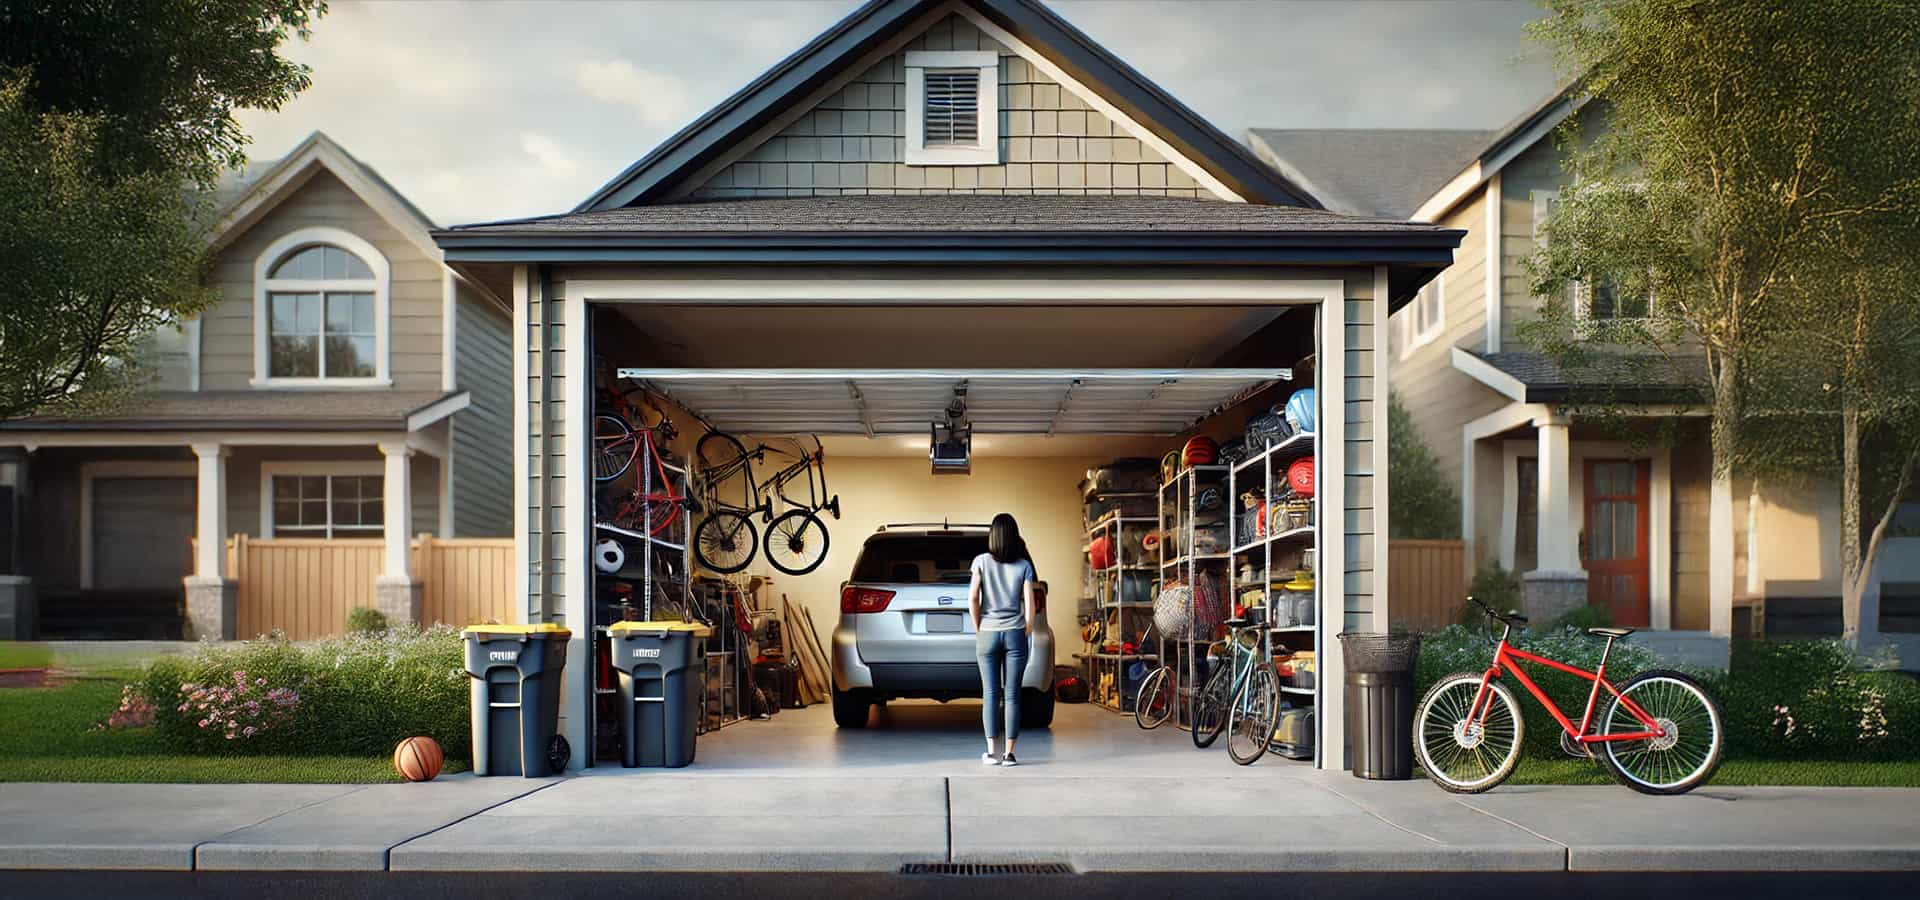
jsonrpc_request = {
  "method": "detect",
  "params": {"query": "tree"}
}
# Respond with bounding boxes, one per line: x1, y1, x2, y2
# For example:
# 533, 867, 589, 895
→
1524, 0, 1920, 643
1388, 393, 1461, 540
0, 0, 326, 420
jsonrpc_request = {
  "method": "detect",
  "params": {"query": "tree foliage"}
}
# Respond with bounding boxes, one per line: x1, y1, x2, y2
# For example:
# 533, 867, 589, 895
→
1524, 0, 1920, 640
0, 0, 326, 420
1388, 393, 1461, 540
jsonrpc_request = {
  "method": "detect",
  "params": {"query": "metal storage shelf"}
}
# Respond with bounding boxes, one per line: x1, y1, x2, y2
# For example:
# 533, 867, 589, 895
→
1084, 510, 1159, 714
1227, 382, 1322, 731
1280, 686, 1315, 696
1230, 431, 1315, 474
1229, 526, 1314, 556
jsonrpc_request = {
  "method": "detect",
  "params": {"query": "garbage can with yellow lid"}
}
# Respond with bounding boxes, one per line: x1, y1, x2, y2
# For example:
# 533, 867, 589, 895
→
461, 623, 572, 777
608, 621, 711, 768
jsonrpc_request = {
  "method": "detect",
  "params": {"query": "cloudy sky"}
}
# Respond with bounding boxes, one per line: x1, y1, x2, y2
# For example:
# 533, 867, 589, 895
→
235, 0, 1558, 225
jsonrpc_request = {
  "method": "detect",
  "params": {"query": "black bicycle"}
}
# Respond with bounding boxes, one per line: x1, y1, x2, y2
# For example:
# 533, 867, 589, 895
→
693, 432, 840, 576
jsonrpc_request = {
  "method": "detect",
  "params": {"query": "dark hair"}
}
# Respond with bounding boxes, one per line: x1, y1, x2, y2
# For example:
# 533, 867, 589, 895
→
987, 513, 1027, 565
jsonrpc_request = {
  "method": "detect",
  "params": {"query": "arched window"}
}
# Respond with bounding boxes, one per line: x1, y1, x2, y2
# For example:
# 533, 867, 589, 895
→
253, 227, 389, 385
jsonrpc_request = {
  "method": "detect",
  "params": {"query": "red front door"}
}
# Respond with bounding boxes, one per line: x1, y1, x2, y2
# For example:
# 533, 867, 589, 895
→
1583, 459, 1651, 627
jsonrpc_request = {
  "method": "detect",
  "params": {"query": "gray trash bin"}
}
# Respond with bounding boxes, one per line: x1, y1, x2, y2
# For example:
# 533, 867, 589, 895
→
608, 621, 711, 768
462, 624, 571, 777
1338, 632, 1421, 780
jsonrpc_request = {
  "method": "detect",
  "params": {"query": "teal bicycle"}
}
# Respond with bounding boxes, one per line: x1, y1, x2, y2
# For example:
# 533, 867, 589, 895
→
1192, 615, 1284, 765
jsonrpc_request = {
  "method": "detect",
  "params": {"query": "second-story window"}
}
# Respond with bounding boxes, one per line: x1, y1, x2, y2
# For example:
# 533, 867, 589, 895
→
253, 227, 390, 387
1403, 276, 1444, 354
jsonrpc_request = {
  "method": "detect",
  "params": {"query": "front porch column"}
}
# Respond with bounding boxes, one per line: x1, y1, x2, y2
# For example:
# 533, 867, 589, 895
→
183, 443, 235, 640
375, 440, 422, 625
1523, 414, 1587, 621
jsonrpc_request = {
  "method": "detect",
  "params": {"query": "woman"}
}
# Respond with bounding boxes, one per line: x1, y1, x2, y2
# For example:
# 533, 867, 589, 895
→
969, 512, 1037, 766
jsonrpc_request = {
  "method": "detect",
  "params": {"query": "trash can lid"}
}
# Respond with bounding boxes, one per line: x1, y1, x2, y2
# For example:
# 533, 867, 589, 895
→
608, 620, 713, 638
462, 623, 572, 640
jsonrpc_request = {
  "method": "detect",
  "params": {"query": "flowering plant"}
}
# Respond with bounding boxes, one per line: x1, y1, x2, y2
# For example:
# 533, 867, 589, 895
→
94, 684, 157, 731
175, 670, 301, 742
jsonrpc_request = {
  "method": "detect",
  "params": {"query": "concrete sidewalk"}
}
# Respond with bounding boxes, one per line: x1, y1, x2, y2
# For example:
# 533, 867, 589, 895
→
2, 773, 1917, 873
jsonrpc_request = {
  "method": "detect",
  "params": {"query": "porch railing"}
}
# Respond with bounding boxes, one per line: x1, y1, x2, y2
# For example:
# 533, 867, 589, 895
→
226, 534, 514, 641
1388, 539, 1468, 631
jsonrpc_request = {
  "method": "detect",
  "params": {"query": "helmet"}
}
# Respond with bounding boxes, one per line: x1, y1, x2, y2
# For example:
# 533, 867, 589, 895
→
1089, 534, 1115, 570
1283, 389, 1317, 434
1160, 450, 1180, 482
1182, 435, 1219, 467
1287, 456, 1315, 497
593, 538, 626, 573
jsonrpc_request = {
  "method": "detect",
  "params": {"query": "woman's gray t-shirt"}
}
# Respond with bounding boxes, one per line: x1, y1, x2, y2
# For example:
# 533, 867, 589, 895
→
971, 553, 1034, 631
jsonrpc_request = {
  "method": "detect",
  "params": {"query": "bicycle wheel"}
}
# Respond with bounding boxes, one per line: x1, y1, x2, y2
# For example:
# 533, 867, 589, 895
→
1594, 669, 1724, 795
1191, 661, 1230, 749
764, 509, 830, 576
592, 414, 636, 482
1414, 672, 1524, 794
698, 432, 750, 472
642, 493, 679, 536
1134, 665, 1174, 730
694, 510, 757, 574
1227, 664, 1280, 766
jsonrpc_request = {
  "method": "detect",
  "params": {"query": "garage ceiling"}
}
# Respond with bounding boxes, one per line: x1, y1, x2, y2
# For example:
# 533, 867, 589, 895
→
622, 369, 1285, 436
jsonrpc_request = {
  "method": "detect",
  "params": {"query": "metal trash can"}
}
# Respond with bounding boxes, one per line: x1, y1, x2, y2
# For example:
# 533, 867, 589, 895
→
1338, 632, 1421, 780
462, 623, 571, 777
608, 621, 711, 768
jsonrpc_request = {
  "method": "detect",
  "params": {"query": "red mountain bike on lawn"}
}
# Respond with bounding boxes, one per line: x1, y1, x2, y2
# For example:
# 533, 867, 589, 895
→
1415, 596, 1724, 795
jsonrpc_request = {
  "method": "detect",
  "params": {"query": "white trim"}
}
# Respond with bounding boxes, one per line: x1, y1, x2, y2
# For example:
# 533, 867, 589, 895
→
904, 50, 999, 166
377, 441, 413, 579
252, 226, 392, 388
1450, 345, 1529, 403
7, 431, 438, 451
571, 277, 1336, 305
209, 132, 442, 264
1317, 284, 1347, 769
511, 266, 530, 626
1401, 275, 1443, 358
406, 391, 472, 431
259, 460, 383, 539
1409, 95, 1578, 223
1461, 402, 1553, 579
1499, 436, 1674, 628
1484, 172, 1503, 352
78, 460, 196, 590
1372, 266, 1391, 633
1410, 162, 1484, 224
442, 269, 458, 392
186, 317, 203, 392
439, 437, 455, 539
561, 268, 591, 771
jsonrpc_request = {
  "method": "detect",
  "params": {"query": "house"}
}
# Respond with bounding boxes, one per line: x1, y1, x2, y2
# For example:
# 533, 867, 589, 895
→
1251, 90, 1920, 667
431, 0, 1465, 770
0, 133, 514, 642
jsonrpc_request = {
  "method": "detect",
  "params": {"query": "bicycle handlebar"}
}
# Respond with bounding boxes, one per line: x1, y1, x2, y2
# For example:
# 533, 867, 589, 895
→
1469, 594, 1529, 627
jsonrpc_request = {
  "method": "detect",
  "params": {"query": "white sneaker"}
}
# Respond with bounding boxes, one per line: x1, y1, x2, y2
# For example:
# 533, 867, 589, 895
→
1000, 753, 1019, 767
981, 752, 1001, 766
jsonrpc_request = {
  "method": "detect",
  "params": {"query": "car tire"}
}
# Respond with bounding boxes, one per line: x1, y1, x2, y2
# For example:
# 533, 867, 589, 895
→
832, 687, 872, 729
1020, 687, 1055, 730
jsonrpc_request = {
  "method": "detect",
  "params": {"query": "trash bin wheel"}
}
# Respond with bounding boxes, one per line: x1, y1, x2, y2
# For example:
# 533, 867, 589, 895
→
546, 734, 571, 775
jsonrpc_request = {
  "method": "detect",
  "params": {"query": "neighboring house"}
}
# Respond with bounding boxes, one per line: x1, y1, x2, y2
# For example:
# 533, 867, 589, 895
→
1251, 90, 1920, 667
0, 133, 514, 641
431, 0, 1463, 769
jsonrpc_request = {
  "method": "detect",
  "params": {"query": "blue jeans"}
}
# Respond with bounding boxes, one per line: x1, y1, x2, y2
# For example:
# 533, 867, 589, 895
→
977, 628, 1029, 741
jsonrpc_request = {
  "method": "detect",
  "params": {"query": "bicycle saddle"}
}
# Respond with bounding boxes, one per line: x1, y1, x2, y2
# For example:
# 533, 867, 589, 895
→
1585, 627, 1635, 639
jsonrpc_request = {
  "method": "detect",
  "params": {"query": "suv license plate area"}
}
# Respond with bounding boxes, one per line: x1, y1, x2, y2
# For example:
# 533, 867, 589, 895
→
926, 612, 965, 633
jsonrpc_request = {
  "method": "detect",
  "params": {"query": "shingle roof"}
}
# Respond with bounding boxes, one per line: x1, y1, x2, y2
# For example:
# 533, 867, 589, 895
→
1475, 350, 1705, 403
446, 194, 1452, 236
1245, 129, 1495, 218
3, 391, 466, 432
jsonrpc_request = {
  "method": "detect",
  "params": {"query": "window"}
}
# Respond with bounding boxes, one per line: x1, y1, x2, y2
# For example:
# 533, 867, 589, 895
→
1533, 188, 1652, 320
904, 51, 999, 166
1401, 276, 1443, 355
253, 227, 389, 386
269, 473, 383, 538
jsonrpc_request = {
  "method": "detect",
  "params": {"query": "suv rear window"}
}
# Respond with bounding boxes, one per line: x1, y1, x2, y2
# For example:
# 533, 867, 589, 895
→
852, 535, 987, 584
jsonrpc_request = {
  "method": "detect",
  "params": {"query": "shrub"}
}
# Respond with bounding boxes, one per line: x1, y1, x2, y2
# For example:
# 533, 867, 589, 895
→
137, 625, 469, 758
1712, 639, 1920, 761
1417, 622, 1656, 760
1388, 393, 1461, 540
176, 671, 300, 743
345, 606, 388, 635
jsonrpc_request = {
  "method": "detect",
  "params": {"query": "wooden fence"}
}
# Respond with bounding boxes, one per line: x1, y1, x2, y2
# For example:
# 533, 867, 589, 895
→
1388, 539, 1468, 631
228, 535, 514, 641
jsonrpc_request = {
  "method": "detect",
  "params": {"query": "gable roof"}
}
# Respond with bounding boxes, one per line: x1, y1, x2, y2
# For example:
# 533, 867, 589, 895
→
207, 131, 442, 262
575, 0, 1319, 210
1245, 129, 1495, 218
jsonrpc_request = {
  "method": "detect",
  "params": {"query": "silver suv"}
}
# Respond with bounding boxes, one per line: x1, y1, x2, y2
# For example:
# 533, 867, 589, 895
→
829, 523, 1055, 729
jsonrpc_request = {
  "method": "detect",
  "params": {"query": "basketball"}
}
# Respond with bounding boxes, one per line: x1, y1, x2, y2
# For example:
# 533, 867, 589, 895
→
393, 736, 444, 782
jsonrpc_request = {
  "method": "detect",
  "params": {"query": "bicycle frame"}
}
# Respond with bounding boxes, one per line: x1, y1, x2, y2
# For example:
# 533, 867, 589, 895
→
1467, 629, 1665, 744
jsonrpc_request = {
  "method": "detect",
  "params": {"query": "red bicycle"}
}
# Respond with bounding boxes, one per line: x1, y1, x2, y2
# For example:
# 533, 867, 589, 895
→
591, 378, 689, 538
1414, 596, 1724, 795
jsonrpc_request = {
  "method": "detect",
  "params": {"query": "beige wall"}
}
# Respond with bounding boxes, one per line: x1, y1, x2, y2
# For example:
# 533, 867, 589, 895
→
681, 12, 1217, 199
737, 454, 1106, 651
202, 170, 445, 390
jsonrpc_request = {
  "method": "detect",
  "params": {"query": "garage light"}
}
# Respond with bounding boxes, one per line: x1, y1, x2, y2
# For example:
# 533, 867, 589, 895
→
930, 422, 971, 475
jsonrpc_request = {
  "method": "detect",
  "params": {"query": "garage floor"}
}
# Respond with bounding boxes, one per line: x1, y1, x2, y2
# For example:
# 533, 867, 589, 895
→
656, 699, 1313, 777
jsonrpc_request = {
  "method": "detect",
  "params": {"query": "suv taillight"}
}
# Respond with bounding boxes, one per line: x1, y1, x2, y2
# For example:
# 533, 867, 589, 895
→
841, 586, 896, 614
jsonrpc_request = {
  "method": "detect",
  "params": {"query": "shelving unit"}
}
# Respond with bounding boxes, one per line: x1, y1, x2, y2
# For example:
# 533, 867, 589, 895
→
1228, 425, 1321, 740
1160, 463, 1231, 729
588, 449, 696, 763
1083, 509, 1157, 712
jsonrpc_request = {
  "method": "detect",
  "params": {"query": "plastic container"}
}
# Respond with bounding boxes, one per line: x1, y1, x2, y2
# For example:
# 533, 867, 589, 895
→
608, 621, 711, 768
462, 624, 572, 777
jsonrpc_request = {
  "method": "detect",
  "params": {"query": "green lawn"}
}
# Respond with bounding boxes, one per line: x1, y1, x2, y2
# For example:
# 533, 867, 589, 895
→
0, 642, 53, 670
1507, 756, 1920, 787
0, 676, 467, 784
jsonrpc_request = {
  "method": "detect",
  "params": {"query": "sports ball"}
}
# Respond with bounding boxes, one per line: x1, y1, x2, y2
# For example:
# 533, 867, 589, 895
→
1287, 457, 1316, 497
393, 736, 444, 782
593, 538, 626, 573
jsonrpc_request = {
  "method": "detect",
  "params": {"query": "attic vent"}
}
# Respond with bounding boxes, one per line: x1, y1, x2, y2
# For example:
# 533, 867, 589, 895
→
922, 70, 981, 146
905, 50, 999, 166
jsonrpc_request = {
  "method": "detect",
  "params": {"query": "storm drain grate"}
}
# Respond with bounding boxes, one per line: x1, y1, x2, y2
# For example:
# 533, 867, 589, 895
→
900, 863, 1075, 876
